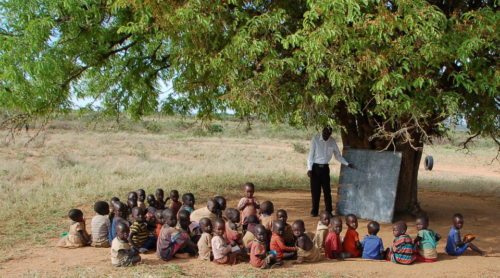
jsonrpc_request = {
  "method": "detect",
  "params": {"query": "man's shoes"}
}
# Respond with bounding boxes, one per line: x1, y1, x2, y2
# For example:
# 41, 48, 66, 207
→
310, 212, 318, 217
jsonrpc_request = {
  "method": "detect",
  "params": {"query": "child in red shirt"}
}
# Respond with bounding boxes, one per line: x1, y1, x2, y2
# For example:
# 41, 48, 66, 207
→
342, 214, 361, 257
249, 224, 276, 269
325, 216, 349, 259
270, 220, 297, 265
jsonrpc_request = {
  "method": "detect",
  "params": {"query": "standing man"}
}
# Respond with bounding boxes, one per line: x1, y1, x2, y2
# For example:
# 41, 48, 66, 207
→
307, 127, 353, 217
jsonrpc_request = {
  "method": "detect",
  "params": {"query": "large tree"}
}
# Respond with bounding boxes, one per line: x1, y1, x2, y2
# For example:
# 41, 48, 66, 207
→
1, 0, 498, 213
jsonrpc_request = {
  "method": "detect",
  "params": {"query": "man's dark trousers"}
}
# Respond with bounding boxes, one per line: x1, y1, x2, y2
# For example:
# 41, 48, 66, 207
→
310, 163, 332, 215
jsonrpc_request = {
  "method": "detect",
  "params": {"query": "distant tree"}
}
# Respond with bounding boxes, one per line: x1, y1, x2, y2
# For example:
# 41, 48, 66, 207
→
1, 0, 497, 212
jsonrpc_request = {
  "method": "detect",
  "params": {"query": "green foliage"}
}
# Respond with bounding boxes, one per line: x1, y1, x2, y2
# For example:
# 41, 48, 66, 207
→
0, 0, 498, 148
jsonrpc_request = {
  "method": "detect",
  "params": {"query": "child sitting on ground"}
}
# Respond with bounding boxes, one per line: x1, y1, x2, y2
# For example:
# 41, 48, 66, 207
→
197, 218, 213, 261
343, 214, 361, 258
361, 221, 385, 260
214, 195, 227, 218
155, 188, 166, 210
178, 209, 201, 244
57, 208, 91, 248
237, 182, 260, 230
313, 211, 330, 251
445, 213, 485, 256
136, 189, 146, 209
249, 224, 276, 269
156, 208, 192, 261
129, 207, 155, 253
146, 194, 157, 211
292, 220, 321, 263
178, 192, 195, 215
242, 215, 260, 249
212, 218, 239, 265
325, 216, 349, 259
190, 198, 219, 223
259, 201, 276, 232
108, 202, 129, 242
388, 221, 415, 265
169, 190, 182, 216
111, 222, 141, 267
270, 220, 297, 265
127, 192, 138, 221
225, 208, 245, 252
109, 197, 120, 222
414, 214, 440, 262
276, 209, 294, 247
155, 209, 164, 238
91, 201, 110, 248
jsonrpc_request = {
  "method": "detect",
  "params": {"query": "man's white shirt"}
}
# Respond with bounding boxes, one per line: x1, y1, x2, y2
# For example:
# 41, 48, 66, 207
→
307, 134, 349, 171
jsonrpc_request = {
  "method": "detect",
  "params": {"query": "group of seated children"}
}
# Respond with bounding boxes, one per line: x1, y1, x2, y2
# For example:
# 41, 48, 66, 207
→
58, 182, 485, 267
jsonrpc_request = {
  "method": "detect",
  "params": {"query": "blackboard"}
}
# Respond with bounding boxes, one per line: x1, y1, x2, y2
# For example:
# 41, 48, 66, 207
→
337, 149, 402, 223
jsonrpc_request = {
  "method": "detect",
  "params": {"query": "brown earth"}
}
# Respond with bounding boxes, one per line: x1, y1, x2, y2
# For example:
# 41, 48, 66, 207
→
1, 190, 499, 278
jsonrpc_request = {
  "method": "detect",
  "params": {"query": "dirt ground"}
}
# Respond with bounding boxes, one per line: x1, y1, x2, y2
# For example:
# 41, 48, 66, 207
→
1, 190, 499, 278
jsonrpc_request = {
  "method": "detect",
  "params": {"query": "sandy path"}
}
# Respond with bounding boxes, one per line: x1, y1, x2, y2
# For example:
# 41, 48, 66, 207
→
1, 190, 499, 277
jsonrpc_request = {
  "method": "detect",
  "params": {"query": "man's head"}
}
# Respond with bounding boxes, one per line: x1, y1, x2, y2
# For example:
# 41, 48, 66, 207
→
322, 126, 333, 141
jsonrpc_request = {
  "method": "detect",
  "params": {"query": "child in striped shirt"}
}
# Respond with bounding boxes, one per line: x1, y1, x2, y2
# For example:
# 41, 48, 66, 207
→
91, 201, 110, 248
388, 221, 415, 265
129, 207, 155, 253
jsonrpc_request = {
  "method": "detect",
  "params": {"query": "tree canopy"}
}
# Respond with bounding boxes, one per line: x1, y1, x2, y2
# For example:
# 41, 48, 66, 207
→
1, 0, 497, 148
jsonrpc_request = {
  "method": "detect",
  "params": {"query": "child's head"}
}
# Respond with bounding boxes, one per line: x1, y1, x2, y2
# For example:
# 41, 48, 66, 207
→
416, 214, 429, 231
146, 194, 156, 207
214, 196, 227, 211
225, 208, 240, 224
244, 182, 255, 198
452, 213, 464, 230
182, 193, 195, 207
110, 197, 120, 206
392, 221, 407, 237
273, 220, 286, 236
68, 209, 84, 222
155, 188, 164, 201
292, 220, 306, 238
155, 209, 164, 225
330, 216, 342, 234
116, 202, 129, 218
162, 208, 177, 227
246, 215, 260, 225
207, 199, 219, 214
199, 217, 213, 234
346, 214, 358, 230
94, 201, 110, 216
178, 209, 191, 230
170, 190, 179, 202
319, 211, 331, 226
132, 207, 146, 223
367, 221, 380, 236
146, 207, 156, 223
260, 201, 274, 215
276, 209, 288, 224
213, 218, 226, 237
255, 224, 267, 242
127, 191, 138, 208
116, 222, 130, 241
137, 189, 146, 202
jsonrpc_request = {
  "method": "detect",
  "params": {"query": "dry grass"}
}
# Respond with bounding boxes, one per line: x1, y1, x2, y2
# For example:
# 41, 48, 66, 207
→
0, 115, 498, 252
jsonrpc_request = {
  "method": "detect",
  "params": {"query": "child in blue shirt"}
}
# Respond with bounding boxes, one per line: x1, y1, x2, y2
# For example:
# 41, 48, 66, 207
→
361, 221, 384, 260
445, 213, 485, 256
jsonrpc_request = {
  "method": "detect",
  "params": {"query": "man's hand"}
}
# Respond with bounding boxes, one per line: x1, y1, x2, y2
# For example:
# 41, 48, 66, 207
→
347, 163, 355, 169
307, 170, 312, 178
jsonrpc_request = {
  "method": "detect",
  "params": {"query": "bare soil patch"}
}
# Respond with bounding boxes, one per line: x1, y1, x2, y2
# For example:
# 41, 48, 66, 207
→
1, 190, 499, 278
